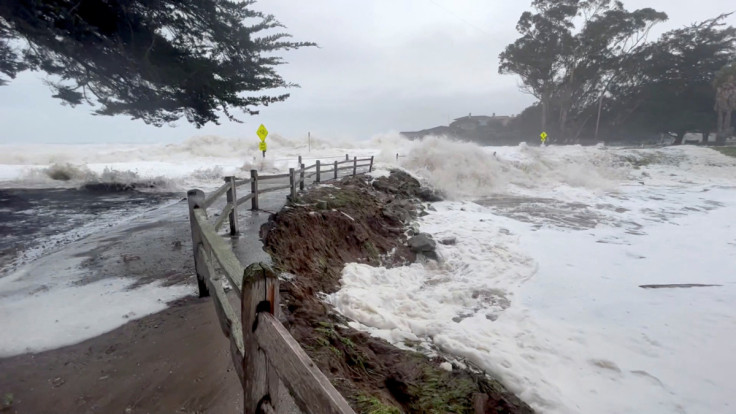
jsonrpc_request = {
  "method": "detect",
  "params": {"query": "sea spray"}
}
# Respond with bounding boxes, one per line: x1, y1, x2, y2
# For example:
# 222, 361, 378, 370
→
381, 136, 626, 199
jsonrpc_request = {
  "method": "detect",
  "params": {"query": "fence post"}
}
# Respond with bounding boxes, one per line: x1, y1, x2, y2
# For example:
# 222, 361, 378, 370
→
396, 153, 399, 161
250, 169, 259, 211
242, 263, 281, 414
334, 160, 338, 180
224, 176, 239, 236
353, 156, 357, 176
187, 189, 210, 298
289, 168, 296, 200
369, 155, 374, 172
300, 163, 305, 191
316, 160, 321, 183
345, 154, 349, 161
298, 155, 302, 167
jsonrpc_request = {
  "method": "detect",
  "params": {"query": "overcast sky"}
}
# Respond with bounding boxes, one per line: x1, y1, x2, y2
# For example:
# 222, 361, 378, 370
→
1, 0, 734, 144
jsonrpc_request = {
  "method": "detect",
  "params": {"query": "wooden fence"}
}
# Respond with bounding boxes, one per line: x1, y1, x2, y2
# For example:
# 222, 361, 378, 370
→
187, 154, 374, 413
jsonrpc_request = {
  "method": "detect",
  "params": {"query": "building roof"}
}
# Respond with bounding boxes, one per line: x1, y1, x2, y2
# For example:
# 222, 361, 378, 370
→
452, 114, 511, 122
453, 115, 494, 122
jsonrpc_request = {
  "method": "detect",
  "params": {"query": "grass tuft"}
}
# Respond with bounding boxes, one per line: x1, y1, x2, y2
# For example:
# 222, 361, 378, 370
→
356, 395, 401, 414
713, 146, 736, 158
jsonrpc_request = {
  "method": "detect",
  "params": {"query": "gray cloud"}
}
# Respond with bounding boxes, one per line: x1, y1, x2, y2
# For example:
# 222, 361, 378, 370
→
0, 0, 734, 144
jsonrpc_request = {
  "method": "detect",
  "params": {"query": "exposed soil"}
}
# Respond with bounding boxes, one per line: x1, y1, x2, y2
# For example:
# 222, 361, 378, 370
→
261, 171, 533, 414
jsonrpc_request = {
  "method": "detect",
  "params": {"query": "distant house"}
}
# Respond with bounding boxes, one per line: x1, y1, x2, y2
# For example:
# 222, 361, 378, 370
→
399, 126, 454, 139
450, 113, 511, 131
400, 113, 514, 140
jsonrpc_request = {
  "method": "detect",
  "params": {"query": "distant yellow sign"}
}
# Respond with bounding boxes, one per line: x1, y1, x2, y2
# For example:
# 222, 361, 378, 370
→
259, 141, 267, 151
540, 131, 548, 143
257, 124, 268, 141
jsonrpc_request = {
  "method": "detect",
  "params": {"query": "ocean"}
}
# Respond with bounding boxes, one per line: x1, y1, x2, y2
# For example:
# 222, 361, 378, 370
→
1, 134, 735, 413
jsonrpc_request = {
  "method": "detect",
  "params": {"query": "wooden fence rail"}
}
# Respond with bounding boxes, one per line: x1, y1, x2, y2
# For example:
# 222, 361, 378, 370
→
203, 155, 374, 235
187, 153, 377, 413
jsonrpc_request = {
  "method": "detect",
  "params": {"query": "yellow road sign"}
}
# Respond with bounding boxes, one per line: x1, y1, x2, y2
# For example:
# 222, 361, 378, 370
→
257, 124, 268, 141
540, 131, 548, 142
259, 141, 267, 151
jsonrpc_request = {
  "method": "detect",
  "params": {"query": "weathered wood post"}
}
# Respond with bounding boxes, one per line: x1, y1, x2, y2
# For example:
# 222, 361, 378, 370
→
353, 156, 357, 176
224, 176, 239, 235
289, 168, 297, 200
316, 160, 321, 183
250, 169, 259, 211
334, 160, 338, 180
369, 155, 374, 172
396, 153, 399, 161
187, 189, 210, 298
242, 263, 281, 414
297, 155, 303, 189
345, 154, 349, 161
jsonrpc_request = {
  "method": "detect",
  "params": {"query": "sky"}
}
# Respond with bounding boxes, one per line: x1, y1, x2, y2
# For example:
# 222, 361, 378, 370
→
0, 0, 734, 144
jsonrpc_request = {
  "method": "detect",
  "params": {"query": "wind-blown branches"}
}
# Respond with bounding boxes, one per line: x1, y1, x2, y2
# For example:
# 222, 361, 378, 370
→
0, 0, 315, 127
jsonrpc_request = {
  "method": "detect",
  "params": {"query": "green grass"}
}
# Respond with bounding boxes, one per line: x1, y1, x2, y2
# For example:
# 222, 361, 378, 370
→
713, 146, 736, 158
2, 393, 13, 410
362, 241, 380, 261
406, 356, 477, 414
355, 395, 402, 414
325, 189, 364, 209
329, 345, 343, 358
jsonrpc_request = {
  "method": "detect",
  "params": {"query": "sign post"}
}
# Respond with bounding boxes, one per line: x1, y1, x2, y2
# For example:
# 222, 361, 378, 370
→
257, 124, 269, 157
540, 131, 548, 145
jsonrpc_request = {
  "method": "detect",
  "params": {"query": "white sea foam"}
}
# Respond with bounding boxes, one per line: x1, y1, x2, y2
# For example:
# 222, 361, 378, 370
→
3, 133, 736, 413
0, 201, 194, 356
389, 136, 626, 198
329, 137, 736, 414
0, 276, 191, 356
0, 134, 375, 191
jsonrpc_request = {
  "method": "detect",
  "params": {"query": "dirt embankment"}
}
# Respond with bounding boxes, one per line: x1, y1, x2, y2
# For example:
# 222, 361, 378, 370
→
261, 171, 533, 414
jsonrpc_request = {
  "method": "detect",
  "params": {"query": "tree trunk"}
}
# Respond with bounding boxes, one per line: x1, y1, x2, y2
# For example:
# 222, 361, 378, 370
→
715, 132, 726, 146
559, 107, 569, 142
541, 98, 548, 132
572, 113, 593, 143
594, 95, 604, 141
715, 109, 733, 146
672, 130, 686, 145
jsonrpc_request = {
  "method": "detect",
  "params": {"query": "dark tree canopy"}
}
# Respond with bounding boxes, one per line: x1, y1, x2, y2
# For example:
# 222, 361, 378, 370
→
605, 14, 736, 143
499, 0, 736, 145
498, 0, 667, 138
0, 0, 314, 126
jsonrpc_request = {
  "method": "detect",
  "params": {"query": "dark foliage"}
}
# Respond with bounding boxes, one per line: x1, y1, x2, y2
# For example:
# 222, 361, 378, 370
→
0, 0, 314, 126
604, 14, 736, 143
500, 0, 736, 145
499, 0, 666, 139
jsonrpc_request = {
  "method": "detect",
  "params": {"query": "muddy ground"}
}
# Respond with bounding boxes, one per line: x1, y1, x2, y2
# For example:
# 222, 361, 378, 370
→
261, 171, 533, 414
0, 296, 243, 413
0, 200, 244, 413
